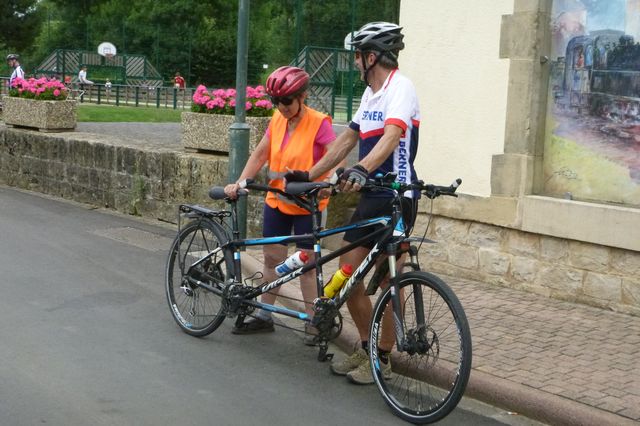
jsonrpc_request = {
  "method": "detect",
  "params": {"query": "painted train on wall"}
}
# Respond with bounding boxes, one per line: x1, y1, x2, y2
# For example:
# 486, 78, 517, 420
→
554, 30, 640, 121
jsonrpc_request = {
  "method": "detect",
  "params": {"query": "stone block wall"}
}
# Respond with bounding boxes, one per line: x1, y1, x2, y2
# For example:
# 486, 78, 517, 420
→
416, 215, 640, 316
0, 126, 266, 235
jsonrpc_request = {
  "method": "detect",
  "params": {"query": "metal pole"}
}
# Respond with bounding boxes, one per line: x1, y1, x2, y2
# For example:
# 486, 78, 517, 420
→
294, 0, 302, 56
229, 0, 251, 239
347, 0, 356, 122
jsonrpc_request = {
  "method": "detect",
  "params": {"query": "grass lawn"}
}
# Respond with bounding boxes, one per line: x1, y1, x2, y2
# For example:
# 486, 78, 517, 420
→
77, 104, 184, 123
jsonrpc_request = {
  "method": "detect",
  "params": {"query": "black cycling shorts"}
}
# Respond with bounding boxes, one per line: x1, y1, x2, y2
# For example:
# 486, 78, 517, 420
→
343, 196, 418, 249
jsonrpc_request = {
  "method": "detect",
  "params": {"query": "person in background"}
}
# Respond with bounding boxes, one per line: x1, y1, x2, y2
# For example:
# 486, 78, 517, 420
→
174, 72, 185, 89
223, 66, 339, 342
6, 54, 24, 87
78, 65, 94, 85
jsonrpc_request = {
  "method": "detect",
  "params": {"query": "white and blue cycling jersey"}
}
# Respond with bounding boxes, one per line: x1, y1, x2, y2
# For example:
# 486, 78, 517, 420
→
9, 65, 24, 87
349, 69, 420, 198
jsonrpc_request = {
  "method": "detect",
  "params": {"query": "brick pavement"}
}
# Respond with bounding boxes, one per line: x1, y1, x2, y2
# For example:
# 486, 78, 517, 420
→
243, 247, 640, 424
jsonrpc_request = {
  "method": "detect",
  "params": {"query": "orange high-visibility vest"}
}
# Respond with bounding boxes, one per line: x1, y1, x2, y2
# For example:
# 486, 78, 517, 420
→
266, 106, 331, 215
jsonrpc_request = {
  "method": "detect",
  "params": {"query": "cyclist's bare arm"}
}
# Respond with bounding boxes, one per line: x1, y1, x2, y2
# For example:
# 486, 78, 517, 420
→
309, 127, 358, 181
224, 133, 270, 199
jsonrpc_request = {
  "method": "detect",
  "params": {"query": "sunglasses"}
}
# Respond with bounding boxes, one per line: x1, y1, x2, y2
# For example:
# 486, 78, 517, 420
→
270, 96, 295, 106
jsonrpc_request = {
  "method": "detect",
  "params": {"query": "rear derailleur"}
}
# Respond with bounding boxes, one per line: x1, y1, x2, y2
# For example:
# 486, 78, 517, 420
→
311, 298, 343, 362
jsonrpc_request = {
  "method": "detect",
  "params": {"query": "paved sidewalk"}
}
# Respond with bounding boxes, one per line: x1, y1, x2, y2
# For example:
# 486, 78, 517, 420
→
242, 248, 639, 426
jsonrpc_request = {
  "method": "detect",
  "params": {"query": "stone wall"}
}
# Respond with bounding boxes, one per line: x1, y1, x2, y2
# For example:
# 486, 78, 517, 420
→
0, 125, 266, 234
416, 216, 640, 316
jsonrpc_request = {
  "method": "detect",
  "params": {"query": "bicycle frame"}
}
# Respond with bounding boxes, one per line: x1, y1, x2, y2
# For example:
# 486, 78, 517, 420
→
181, 186, 413, 350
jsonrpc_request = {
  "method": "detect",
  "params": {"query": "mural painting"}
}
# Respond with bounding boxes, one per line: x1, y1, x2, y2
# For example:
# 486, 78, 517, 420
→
544, 0, 640, 206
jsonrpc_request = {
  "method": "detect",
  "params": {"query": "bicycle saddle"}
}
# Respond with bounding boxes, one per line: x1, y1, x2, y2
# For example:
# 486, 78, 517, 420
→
285, 181, 330, 195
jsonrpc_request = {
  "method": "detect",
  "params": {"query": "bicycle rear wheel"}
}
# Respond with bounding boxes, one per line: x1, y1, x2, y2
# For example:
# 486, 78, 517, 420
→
165, 219, 233, 337
369, 271, 472, 424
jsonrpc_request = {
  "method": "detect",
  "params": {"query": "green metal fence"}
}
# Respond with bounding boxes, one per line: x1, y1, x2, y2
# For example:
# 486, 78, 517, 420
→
2, 46, 366, 122
292, 46, 366, 122
34, 49, 164, 87
0, 78, 193, 110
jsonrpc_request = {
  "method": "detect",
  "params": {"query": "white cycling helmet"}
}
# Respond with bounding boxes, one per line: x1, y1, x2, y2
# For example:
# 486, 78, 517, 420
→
348, 21, 405, 52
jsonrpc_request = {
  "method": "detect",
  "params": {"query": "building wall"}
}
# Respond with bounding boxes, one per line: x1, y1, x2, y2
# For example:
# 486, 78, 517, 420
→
398, 0, 640, 314
400, 0, 513, 197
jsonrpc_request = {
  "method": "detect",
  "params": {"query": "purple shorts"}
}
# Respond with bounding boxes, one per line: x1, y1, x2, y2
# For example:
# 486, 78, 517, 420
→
263, 204, 313, 249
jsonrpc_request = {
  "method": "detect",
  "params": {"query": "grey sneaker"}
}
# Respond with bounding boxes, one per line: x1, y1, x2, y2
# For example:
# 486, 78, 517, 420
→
330, 348, 368, 376
346, 357, 392, 385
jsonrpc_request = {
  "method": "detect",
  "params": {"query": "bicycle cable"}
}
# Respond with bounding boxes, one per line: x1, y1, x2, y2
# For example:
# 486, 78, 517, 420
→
415, 196, 435, 254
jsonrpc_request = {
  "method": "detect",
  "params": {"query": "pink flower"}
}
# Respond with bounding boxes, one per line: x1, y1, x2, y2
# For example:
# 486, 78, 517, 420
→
212, 89, 227, 98
212, 97, 226, 108
255, 99, 273, 109
192, 85, 272, 116
53, 89, 61, 97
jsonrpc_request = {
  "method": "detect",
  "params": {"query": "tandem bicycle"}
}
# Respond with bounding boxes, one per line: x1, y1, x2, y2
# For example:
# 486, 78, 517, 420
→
165, 173, 472, 424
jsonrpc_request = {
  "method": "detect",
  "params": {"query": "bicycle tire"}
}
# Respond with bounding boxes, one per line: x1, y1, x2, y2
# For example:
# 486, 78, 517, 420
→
165, 219, 233, 337
369, 271, 472, 424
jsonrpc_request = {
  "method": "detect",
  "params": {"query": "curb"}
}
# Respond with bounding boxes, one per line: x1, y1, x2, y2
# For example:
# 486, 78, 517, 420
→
240, 254, 634, 426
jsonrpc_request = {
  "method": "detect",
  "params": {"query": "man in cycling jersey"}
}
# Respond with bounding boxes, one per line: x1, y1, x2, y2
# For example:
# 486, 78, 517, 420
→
6, 54, 25, 87
286, 21, 420, 384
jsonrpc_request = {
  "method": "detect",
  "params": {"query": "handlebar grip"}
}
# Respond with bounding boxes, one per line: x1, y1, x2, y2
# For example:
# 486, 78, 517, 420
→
208, 186, 248, 200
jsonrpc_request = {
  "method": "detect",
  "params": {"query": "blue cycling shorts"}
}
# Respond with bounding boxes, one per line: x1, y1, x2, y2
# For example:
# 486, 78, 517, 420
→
263, 204, 314, 249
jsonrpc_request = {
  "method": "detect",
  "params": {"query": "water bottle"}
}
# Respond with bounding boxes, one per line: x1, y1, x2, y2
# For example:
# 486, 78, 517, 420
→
274, 251, 309, 276
323, 264, 353, 297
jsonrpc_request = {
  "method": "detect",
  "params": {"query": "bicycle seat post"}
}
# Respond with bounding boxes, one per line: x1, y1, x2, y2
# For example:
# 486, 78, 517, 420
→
308, 191, 325, 297
230, 200, 241, 241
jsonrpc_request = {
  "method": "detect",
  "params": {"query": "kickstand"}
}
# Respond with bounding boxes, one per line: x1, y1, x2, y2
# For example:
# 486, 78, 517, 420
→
317, 341, 334, 362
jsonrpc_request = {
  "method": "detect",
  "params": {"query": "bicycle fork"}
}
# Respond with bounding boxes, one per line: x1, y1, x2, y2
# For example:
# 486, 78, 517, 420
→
386, 252, 407, 350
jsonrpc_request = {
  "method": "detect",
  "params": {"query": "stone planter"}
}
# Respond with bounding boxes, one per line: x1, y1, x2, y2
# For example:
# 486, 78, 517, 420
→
2, 96, 76, 132
181, 111, 270, 153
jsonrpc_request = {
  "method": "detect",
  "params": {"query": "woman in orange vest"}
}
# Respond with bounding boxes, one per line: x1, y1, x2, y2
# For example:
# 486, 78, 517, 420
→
224, 66, 338, 340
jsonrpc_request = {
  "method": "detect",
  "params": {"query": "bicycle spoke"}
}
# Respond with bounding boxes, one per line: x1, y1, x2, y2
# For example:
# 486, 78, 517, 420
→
369, 272, 472, 424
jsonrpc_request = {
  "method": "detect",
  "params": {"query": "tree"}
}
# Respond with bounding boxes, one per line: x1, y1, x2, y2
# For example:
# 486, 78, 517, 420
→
12, 0, 401, 86
0, 0, 41, 52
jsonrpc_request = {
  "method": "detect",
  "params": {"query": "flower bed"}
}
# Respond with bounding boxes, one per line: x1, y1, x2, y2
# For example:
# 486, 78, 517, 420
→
191, 85, 273, 117
182, 85, 274, 153
3, 77, 76, 132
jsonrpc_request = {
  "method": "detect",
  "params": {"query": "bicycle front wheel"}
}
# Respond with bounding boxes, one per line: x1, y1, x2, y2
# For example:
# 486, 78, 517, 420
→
165, 219, 233, 337
369, 271, 472, 424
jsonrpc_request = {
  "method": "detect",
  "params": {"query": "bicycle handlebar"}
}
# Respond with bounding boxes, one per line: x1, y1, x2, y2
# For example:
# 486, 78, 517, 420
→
208, 175, 461, 204
359, 173, 461, 200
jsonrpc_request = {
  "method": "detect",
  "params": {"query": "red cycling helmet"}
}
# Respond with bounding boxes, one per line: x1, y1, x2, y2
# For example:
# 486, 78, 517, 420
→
265, 66, 309, 97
